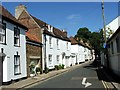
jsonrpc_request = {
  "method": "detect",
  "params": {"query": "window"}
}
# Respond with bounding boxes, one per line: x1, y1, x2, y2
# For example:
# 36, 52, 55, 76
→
111, 42, 114, 54
49, 36, 52, 48
57, 39, 60, 49
14, 55, 21, 75
48, 54, 52, 65
116, 36, 120, 53
56, 55, 59, 64
0, 23, 6, 44
14, 27, 20, 46
67, 42, 68, 50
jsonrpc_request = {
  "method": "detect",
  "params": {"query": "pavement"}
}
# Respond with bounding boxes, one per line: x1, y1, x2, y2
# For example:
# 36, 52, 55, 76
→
1, 61, 88, 90
1, 60, 120, 90
100, 67, 120, 90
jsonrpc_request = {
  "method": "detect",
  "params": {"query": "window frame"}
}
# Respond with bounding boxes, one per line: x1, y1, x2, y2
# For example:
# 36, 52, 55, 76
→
14, 27, 20, 46
14, 55, 21, 75
0, 22, 6, 44
56, 55, 59, 64
48, 54, 52, 66
49, 36, 52, 49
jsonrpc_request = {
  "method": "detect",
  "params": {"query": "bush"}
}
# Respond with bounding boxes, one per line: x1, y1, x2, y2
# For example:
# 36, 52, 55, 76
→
55, 65, 59, 70
61, 64, 65, 69
36, 67, 42, 74
45, 68, 49, 74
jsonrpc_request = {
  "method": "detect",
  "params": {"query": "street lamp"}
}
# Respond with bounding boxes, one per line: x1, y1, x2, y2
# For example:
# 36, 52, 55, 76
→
41, 24, 48, 73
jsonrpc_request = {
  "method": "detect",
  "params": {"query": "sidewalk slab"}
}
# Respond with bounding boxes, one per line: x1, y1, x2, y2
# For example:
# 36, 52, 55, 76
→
1, 61, 90, 90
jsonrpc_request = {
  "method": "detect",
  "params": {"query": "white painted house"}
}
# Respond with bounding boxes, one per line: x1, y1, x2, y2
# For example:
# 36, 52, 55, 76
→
70, 37, 85, 65
0, 5, 27, 84
42, 25, 71, 69
101, 16, 120, 67
105, 16, 120, 38
107, 26, 120, 77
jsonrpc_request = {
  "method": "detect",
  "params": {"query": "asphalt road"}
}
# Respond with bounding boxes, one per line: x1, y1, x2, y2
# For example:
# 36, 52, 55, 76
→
24, 61, 105, 89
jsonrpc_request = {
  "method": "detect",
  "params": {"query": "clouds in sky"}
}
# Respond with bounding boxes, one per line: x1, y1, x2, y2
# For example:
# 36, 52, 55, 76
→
67, 14, 81, 20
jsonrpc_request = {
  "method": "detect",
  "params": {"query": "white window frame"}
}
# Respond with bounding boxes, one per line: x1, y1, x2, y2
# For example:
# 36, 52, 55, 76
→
57, 39, 60, 49
49, 36, 52, 48
0, 23, 6, 44
48, 54, 52, 66
67, 42, 68, 50
14, 55, 21, 75
56, 55, 59, 64
14, 27, 20, 46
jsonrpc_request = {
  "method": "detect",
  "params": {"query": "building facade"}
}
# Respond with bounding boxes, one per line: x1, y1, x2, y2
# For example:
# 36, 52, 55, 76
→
0, 5, 27, 84
107, 27, 120, 77
42, 26, 71, 70
70, 37, 86, 65
15, 5, 43, 76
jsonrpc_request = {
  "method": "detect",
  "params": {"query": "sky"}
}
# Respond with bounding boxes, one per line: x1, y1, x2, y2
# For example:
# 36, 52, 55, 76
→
2, 2, 119, 37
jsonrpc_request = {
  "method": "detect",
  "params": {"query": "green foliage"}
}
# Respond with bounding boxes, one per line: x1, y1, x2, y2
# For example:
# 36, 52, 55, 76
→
45, 68, 49, 73
54, 64, 65, 70
29, 62, 35, 74
75, 27, 104, 56
75, 27, 91, 43
36, 67, 42, 74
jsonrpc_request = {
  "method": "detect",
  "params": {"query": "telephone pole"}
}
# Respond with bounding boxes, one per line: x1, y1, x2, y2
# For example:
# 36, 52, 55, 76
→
101, 0, 107, 44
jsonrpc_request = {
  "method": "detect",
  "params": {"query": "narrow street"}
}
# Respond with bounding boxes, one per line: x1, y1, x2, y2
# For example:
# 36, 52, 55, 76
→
23, 61, 106, 89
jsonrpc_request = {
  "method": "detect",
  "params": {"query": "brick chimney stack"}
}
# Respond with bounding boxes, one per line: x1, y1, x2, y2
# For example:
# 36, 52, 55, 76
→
15, 4, 27, 19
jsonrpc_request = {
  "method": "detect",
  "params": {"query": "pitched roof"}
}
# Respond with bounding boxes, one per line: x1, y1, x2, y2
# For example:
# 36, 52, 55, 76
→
31, 15, 70, 41
0, 5, 27, 30
26, 32, 41, 44
69, 36, 79, 45
70, 36, 87, 47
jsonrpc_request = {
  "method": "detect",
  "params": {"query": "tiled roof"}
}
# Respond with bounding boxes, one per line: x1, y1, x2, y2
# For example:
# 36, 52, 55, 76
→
0, 5, 27, 30
70, 36, 87, 47
26, 32, 41, 43
69, 36, 79, 45
31, 15, 70, 41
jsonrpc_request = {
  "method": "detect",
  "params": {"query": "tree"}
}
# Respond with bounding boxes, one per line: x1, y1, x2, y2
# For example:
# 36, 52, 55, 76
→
75, 27, 103, 57
75, 27, 91, 43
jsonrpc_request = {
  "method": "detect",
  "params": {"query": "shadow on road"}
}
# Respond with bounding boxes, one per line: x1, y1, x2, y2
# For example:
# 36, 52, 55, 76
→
83, 60, 120, 84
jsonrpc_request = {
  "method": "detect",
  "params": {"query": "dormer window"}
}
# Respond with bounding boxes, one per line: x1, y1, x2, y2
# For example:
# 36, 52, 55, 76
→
14, 27, 20, 46
0, 22, 6, 44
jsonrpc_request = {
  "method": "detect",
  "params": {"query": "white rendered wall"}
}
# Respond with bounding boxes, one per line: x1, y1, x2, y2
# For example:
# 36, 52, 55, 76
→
0, 20, 27, 82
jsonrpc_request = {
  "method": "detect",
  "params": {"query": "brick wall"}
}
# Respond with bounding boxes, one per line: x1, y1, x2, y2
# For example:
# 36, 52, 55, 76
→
26, 43, 42, 76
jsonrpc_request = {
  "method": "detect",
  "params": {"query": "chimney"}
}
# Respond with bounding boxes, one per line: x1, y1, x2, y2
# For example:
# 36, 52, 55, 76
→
62, 29, 67, 37
15, 4, 27, 19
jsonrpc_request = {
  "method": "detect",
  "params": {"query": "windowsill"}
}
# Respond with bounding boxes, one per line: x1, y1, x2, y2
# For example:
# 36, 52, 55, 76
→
14, 45, 20, 47
0, 43, 7, 45
50, 47, 53, 49
57, 49, 60, 50
14, 73, 21, 75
